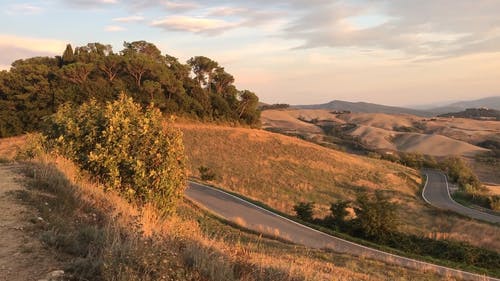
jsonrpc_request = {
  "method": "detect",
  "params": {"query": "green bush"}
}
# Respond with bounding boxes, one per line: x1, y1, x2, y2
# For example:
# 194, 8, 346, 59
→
293, 202, 314, 222
45, 94, 186, 215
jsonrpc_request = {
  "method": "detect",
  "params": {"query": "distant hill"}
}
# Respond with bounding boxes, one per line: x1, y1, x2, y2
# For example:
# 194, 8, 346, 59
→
427, 96, 500, 114
295, 100, 433, 117
438, 108, 500, 121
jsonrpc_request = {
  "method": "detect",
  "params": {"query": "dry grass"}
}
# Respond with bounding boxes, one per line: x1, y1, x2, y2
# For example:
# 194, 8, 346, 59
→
0, 136, 450, 281
175, 123, 500, 251
262, 110, 497, 157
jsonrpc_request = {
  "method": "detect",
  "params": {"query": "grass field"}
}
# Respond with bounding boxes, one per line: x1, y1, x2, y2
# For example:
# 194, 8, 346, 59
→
176, 123, 500, 251
0, 139, 449, 281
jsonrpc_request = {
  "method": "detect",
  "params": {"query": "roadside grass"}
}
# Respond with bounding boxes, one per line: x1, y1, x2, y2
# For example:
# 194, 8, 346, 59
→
177, 123, 500, 252
0, 136, 450, 281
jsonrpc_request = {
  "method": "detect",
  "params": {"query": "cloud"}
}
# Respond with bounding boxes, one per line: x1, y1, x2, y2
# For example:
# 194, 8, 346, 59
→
6, 3, 44, 15
163, 1, 199, 11
151, 16, 239, 35
105, 25, 126, 31
112, 15, 144, 22
0, 34, 67, 66
63, 0, 118, 7
281, 0, 500, 59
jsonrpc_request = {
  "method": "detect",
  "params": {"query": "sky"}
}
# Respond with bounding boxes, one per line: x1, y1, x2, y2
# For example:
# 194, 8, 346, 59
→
1, 0, 499, 107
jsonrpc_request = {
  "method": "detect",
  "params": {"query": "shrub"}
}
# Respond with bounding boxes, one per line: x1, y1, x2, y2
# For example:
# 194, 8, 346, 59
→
353, 193, 398, 242
293, 201, 314, 222
198, 166, 216, 181
45, 94, 186, 215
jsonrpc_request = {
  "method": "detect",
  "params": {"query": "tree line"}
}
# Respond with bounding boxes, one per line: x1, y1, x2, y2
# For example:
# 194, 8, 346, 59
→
0, 41, 260, 137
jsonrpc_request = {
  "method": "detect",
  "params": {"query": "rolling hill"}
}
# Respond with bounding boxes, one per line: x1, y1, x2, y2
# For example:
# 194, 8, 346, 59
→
426, 96, 500, 114
175, 122, 499, 251
295, 100, 434, 117
261, 109, 497, 157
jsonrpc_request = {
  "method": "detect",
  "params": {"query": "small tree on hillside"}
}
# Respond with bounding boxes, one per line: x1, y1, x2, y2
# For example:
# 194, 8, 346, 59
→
327, 200, 351, 230
353, 193, 398, 241
293, 201, 314, 222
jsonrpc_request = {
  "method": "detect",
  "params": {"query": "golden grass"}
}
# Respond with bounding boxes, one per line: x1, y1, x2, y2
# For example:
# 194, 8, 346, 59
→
0, 135, 449, 281
175, 123, 500, 251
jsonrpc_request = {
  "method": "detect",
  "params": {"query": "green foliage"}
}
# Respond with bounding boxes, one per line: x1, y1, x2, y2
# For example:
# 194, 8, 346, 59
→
353, 193, 398, 241
293, 201, 314, 222
0, 40, 261, 137
45, 94, 186, 215
313, 195, 500, 273
325, 200, 351, 230
442, 156, 484, 194
198, 166, 216, 181
15, 133, 47, 160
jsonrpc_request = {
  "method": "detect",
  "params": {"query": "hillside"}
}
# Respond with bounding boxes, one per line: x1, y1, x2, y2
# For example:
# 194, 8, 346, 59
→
262, 109, 496, 157
427, 96, 500, 114
176, 123, 499, 251
0, 137, 450, 281
438, 108, 500, 121
295, 100, 433, 117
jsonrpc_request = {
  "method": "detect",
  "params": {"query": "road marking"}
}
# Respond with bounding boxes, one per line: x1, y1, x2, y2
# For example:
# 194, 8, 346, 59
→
187, 181, 499, 281
421, 172, 432, 205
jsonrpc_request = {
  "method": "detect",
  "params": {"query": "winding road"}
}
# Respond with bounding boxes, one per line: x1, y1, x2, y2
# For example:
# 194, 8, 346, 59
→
422, 170, 500, 224
186, 181, 499, 281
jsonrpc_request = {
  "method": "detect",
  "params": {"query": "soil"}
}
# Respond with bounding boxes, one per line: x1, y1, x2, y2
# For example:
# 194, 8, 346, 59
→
0, 163, 62, 281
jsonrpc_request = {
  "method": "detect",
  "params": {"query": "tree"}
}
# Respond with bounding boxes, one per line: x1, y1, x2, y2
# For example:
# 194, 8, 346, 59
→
353, 193, 398, 241
62, 44, 75, 65
187, 56, 218, 89
328, 200, 351, 229
60, 63, 94, 85
122, 41, 163, 62
237, 90, 260, 124
212, 67, 234, 95
293, 201, 314, 221
97, 54, 121, 82
124, 53, 153, 88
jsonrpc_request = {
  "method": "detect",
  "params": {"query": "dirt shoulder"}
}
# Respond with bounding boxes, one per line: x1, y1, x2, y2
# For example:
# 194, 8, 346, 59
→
0, 163, 63, 281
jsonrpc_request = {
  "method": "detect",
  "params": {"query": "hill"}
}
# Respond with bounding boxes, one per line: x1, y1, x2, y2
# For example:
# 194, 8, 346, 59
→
0, 137, 449, 281
438, 108, 500, 121
262, 109, 495, 157
176, 123, 499, 251
295, 100, 433, 117
427, 96, 500, 114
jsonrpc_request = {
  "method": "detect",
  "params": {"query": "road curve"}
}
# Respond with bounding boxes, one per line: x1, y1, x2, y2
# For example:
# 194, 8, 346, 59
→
186, 181, 499, 281
422, 170, 500, 224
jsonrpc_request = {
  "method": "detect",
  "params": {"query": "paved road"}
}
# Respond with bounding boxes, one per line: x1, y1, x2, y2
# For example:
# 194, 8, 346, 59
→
186, 181, 499, 281
422, 170, 500, 224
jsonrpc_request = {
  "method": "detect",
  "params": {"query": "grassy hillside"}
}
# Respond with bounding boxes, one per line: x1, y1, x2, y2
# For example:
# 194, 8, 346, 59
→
262, 110, 496, 156
177, 123, 500, 251
0, 138, 447, 281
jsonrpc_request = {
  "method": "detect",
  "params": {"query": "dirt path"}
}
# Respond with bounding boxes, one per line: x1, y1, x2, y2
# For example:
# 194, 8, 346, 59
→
0, 163, 62, 281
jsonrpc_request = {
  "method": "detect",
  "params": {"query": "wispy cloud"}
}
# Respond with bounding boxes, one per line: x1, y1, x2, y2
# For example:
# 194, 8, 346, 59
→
6, 3, 44, 15
151, 16, 238, 35
281, 0, 500, 59
112, 15, 144, 22
105, 25, 126, 32
64, 0, 118, 7
163, 1, 198, 11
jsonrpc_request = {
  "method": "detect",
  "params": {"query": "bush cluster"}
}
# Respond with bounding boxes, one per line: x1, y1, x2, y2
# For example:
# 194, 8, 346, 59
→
45, 94, 186, 215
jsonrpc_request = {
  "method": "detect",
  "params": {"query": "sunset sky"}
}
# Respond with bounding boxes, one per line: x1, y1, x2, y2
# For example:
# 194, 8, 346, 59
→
1, 0, 499, 106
